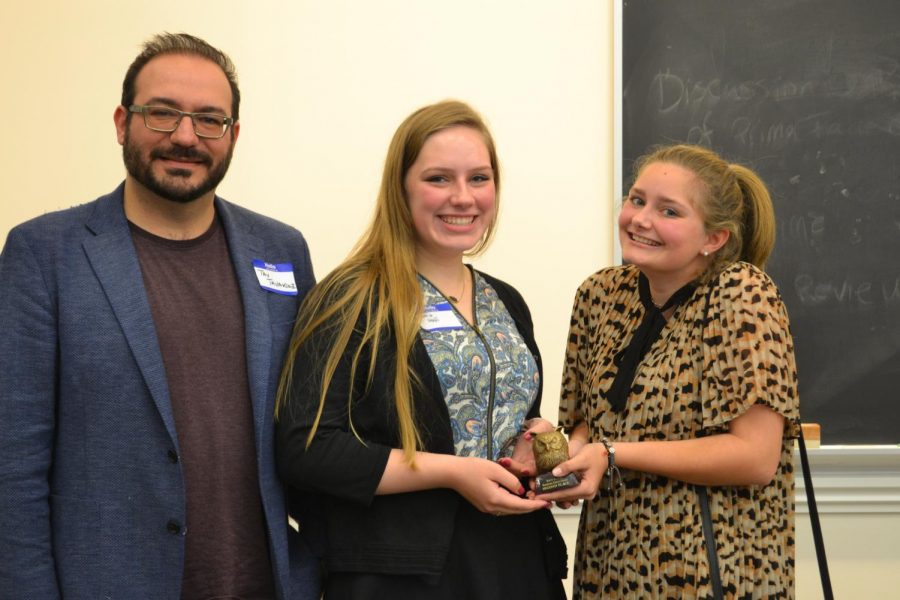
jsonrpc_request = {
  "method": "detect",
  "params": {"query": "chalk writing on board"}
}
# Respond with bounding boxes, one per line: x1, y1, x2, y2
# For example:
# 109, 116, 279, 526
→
792, 274, 900, 308
623, 0, 900, 443
640, 68, 900, 147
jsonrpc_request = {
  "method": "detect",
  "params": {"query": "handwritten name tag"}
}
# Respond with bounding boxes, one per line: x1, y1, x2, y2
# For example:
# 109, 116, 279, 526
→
253, 260, 298, 296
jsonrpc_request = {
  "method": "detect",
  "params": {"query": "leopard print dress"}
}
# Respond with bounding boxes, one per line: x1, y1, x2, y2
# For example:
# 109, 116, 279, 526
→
559, 262, 800, 599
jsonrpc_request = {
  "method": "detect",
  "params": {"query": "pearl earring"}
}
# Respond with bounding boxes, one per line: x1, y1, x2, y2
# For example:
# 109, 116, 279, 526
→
703, 251, 709, 257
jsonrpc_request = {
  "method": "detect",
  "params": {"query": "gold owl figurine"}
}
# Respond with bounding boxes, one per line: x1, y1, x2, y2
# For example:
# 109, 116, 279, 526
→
532, 429, 569, 475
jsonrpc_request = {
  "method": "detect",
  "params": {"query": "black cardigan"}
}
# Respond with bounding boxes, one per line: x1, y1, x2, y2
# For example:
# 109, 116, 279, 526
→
275, 270, 556, 577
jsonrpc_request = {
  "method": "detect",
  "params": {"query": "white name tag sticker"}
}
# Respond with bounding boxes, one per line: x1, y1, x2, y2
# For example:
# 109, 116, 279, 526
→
421, 302, 464, 331
252, 260, 298, 296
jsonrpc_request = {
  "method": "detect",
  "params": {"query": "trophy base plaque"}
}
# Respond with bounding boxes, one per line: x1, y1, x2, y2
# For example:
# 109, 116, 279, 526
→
535, 472, 579, 494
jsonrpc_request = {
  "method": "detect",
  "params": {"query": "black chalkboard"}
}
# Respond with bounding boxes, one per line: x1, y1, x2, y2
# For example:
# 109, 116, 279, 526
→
623, 0, 900, 444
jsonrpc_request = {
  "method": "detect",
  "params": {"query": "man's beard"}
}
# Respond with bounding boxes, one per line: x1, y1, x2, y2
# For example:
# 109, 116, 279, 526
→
122, 130, 233, 204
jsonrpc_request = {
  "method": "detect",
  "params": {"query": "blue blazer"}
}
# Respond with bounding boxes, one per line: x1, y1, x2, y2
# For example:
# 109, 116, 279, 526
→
0, 184, 320, 599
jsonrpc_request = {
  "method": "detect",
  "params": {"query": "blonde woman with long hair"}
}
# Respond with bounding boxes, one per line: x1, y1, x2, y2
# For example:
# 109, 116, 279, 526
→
275, 100, 567, 599
546, 144, 800, 599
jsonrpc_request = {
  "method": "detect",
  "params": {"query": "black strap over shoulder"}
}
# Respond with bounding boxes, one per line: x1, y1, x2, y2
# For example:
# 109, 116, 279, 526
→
697, 485, 724, 600
798, 429, 834, 599
698, 433, 834, 600
695, 275, 832, 599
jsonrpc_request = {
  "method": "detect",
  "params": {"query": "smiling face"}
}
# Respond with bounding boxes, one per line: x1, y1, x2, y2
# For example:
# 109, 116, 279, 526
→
619, 161, 727, 288
114, 53, 240, 204
404, 126, 496, 261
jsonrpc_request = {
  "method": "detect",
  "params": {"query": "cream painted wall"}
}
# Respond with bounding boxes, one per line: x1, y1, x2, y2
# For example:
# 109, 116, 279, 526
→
0, 0, 612, 423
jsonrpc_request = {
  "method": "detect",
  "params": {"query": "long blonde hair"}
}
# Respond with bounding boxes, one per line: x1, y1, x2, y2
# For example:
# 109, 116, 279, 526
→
632, 144, 776, 281
275, 100, 501, 465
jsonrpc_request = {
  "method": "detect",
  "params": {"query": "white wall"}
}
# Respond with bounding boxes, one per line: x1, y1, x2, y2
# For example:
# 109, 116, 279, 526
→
0, 1, 613, 429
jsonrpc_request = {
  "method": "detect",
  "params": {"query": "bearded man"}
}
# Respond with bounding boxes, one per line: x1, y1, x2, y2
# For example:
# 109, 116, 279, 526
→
0, 33, 320, 600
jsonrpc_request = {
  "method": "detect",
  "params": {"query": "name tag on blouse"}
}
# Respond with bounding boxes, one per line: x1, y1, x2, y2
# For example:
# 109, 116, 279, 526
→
421, 302, 464, 331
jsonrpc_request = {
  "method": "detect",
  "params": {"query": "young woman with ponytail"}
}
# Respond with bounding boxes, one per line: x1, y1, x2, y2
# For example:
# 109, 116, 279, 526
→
275, 100, 566, 599
545, 144, 800, 598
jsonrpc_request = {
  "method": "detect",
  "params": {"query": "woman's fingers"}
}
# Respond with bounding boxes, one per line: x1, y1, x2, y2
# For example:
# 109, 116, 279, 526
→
454, 458, 550, 514
498, 456, 532, 478
522, 417, 556, 436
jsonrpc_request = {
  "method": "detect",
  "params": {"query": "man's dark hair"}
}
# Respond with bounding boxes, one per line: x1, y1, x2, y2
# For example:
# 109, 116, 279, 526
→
121, 32, 240, 121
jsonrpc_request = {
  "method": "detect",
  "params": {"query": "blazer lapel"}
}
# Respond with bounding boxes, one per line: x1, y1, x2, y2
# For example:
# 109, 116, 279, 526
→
216, 199, 272, 448
82, 187, 178, 444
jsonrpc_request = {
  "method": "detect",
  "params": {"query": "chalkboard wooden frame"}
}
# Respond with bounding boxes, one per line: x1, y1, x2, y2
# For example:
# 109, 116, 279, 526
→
620, 0, 900, 444
613, 0, 625, 266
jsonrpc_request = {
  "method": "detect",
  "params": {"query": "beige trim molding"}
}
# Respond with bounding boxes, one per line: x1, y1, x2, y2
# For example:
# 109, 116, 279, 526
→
795, 445, 900, 514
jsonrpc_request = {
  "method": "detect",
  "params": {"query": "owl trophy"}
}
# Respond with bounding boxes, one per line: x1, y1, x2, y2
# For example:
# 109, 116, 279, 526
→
533, 429, 579, 494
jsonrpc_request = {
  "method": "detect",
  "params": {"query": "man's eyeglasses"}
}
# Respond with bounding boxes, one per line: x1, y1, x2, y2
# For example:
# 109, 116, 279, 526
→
128, 105, 234, 139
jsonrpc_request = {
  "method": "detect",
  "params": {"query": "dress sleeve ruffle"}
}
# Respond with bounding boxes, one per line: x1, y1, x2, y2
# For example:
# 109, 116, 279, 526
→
700, 262, 801, 439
